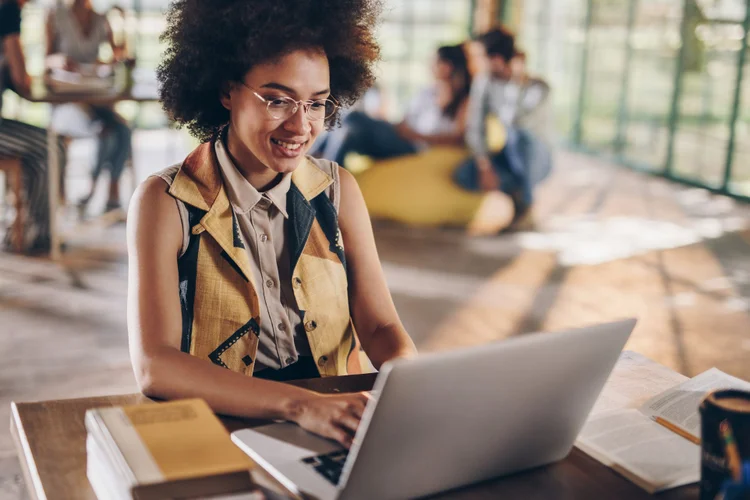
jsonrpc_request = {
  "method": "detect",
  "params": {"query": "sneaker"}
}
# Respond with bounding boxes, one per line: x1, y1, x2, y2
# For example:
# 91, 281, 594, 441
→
104, 200, 122, 213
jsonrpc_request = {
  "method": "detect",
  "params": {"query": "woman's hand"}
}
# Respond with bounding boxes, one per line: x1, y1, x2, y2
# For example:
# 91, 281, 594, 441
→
288, 392, 371, 448
395, 122, 422, 143
477, 156, 500, 192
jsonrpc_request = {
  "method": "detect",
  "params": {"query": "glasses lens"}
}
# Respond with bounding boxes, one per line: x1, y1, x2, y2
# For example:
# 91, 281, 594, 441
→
305, 99, 337, 121
265, 97, 338, 120
324, 98, 338, 119
266, 97, 295, 120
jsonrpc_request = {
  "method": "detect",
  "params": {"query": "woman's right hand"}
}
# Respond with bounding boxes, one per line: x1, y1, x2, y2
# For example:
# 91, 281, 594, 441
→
288, 392, 371, 448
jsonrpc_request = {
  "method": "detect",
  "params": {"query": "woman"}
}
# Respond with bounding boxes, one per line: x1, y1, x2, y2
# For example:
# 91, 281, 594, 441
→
0, 0, 66, 253
46, 0, 132, 213
128, 0, 417, 447
313, 43, 472, 166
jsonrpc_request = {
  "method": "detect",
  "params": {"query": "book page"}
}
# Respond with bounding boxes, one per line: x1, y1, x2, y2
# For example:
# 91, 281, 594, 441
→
589, 351, 688, 417
639, 368, 750, 438
576, 410, 700, 493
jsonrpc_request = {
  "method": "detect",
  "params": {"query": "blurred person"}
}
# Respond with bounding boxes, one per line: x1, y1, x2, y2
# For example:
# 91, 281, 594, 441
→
312, 43, 472, 166
128, 0, 417, 448
0, 0, 67, 253
456, 27, 553, 228
46, 0, 132, 213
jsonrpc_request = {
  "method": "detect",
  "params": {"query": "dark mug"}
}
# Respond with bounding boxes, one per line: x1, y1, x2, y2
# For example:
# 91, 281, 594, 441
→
699, 389, 750, 500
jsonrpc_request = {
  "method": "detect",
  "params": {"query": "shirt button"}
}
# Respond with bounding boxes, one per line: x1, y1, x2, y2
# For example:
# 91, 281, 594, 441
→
317, 355, 328, 367
286, 356, 295, 365
304, 320, 317, 332
260, 234, 268, 242
277, 323, 286, 331
265, 279, 274, 288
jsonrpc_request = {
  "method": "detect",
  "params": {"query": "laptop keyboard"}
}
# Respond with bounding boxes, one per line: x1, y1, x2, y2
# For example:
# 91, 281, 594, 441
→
301, 449, 349, 485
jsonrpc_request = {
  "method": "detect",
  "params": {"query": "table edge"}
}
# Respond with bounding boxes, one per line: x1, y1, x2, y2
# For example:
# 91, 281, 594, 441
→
10, 402, 46, 500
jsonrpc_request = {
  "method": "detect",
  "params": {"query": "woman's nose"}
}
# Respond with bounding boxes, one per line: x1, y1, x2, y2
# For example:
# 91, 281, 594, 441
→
283, 104, 311, 135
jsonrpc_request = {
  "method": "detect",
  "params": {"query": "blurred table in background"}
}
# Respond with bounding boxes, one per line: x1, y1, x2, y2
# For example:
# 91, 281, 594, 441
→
25, 70, 159, 262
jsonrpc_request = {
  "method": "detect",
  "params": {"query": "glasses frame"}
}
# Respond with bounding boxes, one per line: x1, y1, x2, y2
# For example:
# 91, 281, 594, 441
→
241, 82, 338, 121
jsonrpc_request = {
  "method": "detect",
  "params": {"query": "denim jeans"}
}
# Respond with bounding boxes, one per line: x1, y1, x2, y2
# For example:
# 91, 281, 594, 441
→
90, 106, 132, 182
453, 128, 552, 208
311, 111, 417, 166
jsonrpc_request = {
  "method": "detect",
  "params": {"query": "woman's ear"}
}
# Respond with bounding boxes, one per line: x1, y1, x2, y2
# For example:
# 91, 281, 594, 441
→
219, 82, 233, 111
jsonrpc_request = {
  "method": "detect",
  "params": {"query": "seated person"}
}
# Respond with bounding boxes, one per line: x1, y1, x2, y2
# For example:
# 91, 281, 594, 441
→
127, 0, 417, 448
46, 0, 132, 213
312, 44, 472, 166
0, 0, 66, 253
456, 27, 553, 227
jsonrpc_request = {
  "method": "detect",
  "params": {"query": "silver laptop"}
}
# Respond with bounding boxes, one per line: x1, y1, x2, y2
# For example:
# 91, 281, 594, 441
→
231, 319, 636, 500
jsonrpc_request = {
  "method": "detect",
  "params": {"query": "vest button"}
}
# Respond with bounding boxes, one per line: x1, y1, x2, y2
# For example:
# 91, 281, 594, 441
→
305, 320, 317, 332
265, 279, 274, 288
317, 355, 328, 367
293, 277, 303, 288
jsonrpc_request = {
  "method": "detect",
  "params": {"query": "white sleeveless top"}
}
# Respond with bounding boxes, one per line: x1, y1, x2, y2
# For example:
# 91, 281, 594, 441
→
50, 7, 109, 64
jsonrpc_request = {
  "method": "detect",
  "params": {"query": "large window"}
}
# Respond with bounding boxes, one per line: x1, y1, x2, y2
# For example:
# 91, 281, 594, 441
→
506, 0, 750, 199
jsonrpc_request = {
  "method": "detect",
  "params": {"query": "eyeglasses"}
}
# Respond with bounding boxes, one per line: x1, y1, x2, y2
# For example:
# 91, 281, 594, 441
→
241, 82, 338, 121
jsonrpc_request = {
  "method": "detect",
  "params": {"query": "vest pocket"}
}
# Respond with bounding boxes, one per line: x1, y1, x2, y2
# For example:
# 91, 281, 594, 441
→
208, 317, 260, 375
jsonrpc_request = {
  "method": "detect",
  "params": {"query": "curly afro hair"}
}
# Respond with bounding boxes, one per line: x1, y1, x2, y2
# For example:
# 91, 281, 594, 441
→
157, 0, 383, 141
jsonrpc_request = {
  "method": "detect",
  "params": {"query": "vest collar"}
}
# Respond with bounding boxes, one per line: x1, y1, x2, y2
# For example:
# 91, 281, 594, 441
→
169, 139, 333, 210
168, 139, 333, 284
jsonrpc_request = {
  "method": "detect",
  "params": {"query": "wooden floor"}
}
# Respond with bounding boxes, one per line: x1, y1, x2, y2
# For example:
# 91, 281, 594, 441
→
2, 146, 750, 499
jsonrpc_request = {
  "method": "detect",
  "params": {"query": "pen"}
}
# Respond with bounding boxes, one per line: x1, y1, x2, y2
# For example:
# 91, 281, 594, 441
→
653, 417, 700, 445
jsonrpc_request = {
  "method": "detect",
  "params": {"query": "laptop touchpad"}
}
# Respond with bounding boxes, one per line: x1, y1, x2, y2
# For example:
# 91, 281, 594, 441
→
245, 423, 343, 462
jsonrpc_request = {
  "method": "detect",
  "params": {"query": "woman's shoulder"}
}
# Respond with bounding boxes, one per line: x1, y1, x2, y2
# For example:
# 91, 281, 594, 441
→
150, 164, 181, 186
304, 155, 338, 177
304, 155, 342, 212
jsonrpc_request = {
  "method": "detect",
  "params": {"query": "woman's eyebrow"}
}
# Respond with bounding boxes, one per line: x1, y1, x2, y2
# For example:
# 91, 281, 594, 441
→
259, 82, 330, 97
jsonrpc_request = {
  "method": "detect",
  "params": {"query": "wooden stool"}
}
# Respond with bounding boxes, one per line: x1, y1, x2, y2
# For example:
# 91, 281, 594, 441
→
0, 157, 24, 253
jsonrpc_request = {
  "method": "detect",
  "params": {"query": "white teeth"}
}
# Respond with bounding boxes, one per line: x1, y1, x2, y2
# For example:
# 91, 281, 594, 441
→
273, 139, 303, 150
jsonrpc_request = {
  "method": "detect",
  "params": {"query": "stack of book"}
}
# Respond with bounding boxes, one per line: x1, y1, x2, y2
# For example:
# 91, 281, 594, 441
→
85, 398, 292, 499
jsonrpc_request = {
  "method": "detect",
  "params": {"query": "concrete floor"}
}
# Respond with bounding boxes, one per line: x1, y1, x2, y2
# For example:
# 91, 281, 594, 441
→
1, 135, 750, 498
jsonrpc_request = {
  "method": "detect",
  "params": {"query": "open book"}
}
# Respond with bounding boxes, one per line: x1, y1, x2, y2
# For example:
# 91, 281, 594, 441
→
575, 352, 750, 494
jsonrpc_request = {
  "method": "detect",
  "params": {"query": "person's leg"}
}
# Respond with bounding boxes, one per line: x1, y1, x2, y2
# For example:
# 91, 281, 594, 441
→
517, 128, 553, 187
91, 107, 132, 210
103, 120, 132, 210
0, 119, 66, 252
500, 128, 533, 207
490, 147, 533, 227
452, 156, 481, 191
326, 111, 417, 166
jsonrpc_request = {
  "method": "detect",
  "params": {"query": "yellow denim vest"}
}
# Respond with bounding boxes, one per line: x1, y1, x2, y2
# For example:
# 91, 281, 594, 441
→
166, 140, 364, 377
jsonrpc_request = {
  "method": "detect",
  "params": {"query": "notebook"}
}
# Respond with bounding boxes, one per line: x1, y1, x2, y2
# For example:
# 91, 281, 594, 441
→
576, 352, 750, 493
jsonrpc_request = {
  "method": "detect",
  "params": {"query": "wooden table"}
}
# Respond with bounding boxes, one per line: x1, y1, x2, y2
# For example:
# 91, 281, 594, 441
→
10, 373, 697, 500
25, 75, 159, 261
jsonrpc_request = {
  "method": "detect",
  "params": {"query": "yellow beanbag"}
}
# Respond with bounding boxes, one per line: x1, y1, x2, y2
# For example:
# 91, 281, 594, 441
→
353, 146, 513, 232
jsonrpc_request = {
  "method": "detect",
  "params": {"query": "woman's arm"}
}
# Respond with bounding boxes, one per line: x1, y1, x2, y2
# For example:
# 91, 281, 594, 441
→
421, 99, 469, 147
4, 33, 30, 97
395, 99, 469, 148
338, 169, 418, 368
104, 18, 125, 61
127, 177, 369, 447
